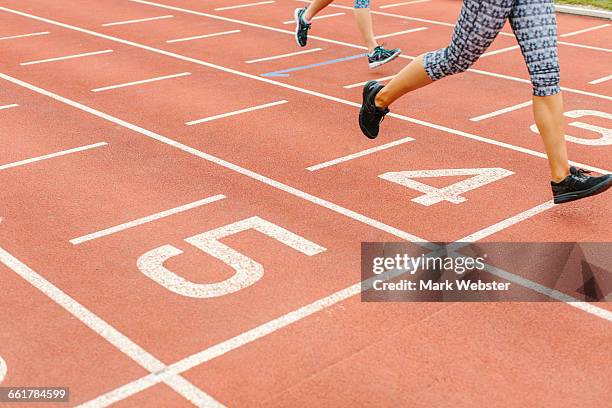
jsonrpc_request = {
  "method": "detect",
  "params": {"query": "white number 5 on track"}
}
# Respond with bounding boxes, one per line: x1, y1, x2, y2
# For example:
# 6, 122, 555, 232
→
137, 216, 326, 298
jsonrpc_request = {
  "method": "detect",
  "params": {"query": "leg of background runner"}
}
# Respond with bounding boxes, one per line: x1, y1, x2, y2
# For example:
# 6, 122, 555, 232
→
304, 0, 335, 21
353, 7, 377, 53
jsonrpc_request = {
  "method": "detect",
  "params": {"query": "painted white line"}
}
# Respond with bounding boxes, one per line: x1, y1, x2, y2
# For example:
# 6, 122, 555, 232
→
246, 48, 322, 64
555, 4, 612, 19
470, 100, 532, 122
186, 100, 288, 125
380, 0, 431, 9
0, 103, 19, 111
1, 5, 609, 175
374, 27, 428, 40
481, 44, 520, 58
558, 40, 611, 53
0, 31, 50, 41
0, 248, 223, 407
282, 12, 345, 24
457, 200, 556, 243
307, 136, 415, 171
0, 72, 431, 247
91, 72, 191, 92
343, 74, 395, 89
214, 1, 275, 11
589, 74, 612, 85
20, 49, 113, 66
0, 142, 107, 171
166, 29, 241, 43
560, 23, 610, 38
101, 15, 174, 27
70, 194, 226, 245
125, 0, 612, 102
0, 254, 213, 404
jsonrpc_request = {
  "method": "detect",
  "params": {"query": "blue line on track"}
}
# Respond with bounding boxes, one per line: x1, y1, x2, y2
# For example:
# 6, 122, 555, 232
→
261, 53, 368, 77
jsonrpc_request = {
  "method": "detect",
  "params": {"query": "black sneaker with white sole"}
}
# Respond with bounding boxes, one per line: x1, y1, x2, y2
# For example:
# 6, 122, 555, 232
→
368, 45, 401, 69
294, 8, 311, 47
551, 166, 612, 204
359, 81, 389, 139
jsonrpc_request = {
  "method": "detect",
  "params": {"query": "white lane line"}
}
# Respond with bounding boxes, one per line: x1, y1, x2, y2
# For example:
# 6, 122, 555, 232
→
70, 194, 226, 245
91, 72, 191, 92
374, 27, 427, 39
380, 0, 431, 9
214, 1, 275, 11
0, 72, 430, 246
0, 31, 50, 41
0, 248, 223, 408
0, 142, 107, 171
470, 100, 532, 122
101, 15, 174, 27
0, 103, 19, 111
589, 74, 612, 85
282, 12, 345, 24
481, 44, 520, 58
343, 74, 396, 89
125, 0, 612, 102
20, 49, 113, 66
186, 100, 288, 125
2, 4, 609, 175
457, 200, 556, 243
166, 29, 241, 43
560, 23, 610, 38
558, 40, 611, 53
307, 136, 415, 171
246, 48, 322, 64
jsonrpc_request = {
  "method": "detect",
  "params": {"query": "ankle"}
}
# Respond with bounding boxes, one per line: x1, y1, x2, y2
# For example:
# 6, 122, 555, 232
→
551, 167, 570, 183
374, 90, 388, 109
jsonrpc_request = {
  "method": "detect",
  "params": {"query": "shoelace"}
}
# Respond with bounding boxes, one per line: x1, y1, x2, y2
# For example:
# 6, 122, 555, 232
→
574, 168, 591, 181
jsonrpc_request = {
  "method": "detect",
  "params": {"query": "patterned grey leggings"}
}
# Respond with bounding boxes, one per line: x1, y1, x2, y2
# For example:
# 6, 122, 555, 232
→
423, 0, 560, 96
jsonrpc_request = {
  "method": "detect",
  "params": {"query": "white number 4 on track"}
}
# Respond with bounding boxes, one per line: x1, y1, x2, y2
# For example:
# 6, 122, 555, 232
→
380, 168, 514, 206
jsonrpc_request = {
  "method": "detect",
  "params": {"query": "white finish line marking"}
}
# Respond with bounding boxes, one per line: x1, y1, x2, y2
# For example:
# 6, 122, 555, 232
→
20, 49, 113, 66
0, 103, 19, 111
470, 100, 533, 122
214, 1, 275, 11
0, 142, 107, 171
560, 23, 610, 38
282, 12, 345, 24
589, 74, 612, 85
246, 48, 322, 64
374, 27, 427, 39
0, 248, 223, 408
186, 100, 288, 125
0, 31, 49, 41
91, 72, 191, 92
101, 15, 174, 27
379, 0, 431, 9
307, 136, 415, 171
166, 30, 241, 43
70, 194, 226, 245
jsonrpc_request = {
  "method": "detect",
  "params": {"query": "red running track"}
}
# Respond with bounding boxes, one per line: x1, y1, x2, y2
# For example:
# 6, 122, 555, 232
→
0, 0, 610, 406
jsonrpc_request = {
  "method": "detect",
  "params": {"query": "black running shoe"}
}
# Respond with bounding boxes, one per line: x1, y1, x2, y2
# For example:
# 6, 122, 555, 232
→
368, 45, 401, 69
359, 81, 389, 139
551, 166, 612, 204
294, 8, 311, 47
